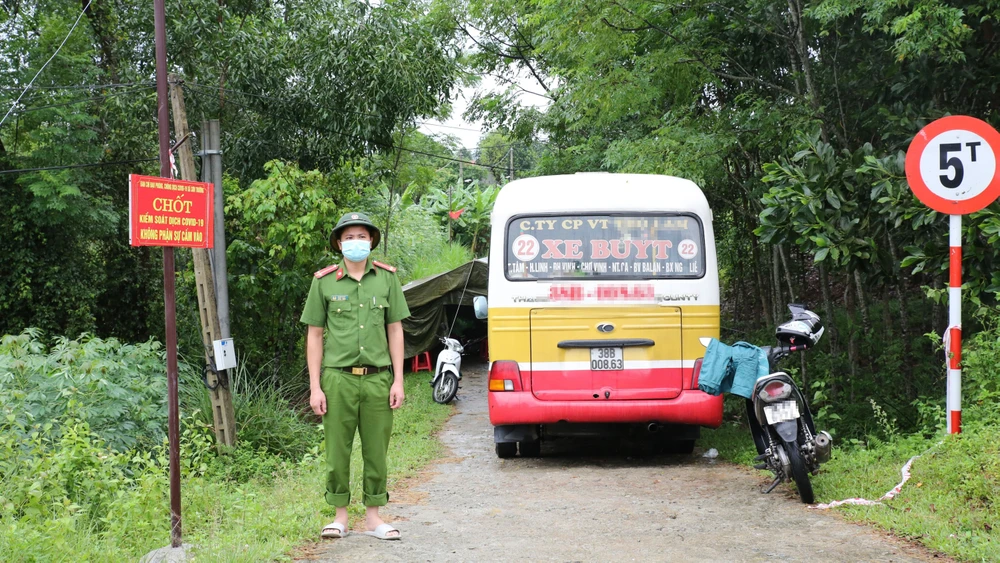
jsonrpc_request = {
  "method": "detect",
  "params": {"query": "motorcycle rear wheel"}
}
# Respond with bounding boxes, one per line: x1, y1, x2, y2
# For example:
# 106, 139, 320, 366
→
433, 372, 459, 404
784, 440, 814, 504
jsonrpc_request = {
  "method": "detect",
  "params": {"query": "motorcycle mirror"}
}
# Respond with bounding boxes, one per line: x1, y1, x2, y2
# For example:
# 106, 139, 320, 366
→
473, 296, 488, 320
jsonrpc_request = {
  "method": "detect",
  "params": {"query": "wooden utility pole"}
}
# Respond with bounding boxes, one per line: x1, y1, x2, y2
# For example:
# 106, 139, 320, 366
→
169, 75, 237, 448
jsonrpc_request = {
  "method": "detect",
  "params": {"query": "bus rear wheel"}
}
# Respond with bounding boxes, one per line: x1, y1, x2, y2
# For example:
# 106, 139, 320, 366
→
495, 442, 517, 459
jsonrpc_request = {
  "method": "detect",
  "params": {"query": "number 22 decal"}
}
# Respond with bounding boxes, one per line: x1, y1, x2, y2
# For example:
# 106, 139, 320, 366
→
678, 239, 698, 259
517, 239, 535, 256
512, 234, 540, 262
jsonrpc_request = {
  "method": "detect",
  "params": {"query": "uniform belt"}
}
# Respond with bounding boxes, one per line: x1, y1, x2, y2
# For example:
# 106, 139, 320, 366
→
336, 365, 389, 376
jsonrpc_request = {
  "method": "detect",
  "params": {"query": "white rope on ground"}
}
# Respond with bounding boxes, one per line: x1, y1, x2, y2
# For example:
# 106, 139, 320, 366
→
812, 322, 957, 510
0, 0, 94, 129
809, 440, 945, 510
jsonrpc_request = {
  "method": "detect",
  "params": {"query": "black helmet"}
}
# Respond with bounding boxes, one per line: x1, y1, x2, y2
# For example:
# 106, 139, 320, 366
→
330, 211, 381, 251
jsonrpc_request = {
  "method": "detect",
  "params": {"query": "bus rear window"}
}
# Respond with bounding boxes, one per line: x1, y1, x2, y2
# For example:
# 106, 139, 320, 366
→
505, 214, 705, 280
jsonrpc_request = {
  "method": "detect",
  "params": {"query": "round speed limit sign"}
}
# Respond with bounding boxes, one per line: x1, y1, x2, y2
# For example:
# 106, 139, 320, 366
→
905, 115, 1000, 214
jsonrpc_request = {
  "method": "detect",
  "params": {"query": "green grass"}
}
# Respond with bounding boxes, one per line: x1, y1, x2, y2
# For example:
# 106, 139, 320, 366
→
404, 242, 474, 283
827, 429, 1000, 562
703, 420, 1000, 562
701, 422, 758, 463
0, 372, 453, 563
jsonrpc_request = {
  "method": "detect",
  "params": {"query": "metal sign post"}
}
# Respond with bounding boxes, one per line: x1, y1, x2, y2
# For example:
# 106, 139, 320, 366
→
152, 0, 182, 547
948, 215, 962, 433
905, 115, 1000, 434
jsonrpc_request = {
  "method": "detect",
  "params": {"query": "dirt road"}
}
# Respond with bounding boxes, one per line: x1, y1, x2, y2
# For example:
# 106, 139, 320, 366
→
300, 363, 945, 562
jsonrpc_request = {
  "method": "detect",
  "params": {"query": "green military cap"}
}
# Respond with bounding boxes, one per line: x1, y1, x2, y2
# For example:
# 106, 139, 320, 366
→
330, 211, 381, 250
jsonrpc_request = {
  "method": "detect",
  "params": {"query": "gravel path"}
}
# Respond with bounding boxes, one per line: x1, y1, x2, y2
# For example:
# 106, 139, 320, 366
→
298, 363, 946, 562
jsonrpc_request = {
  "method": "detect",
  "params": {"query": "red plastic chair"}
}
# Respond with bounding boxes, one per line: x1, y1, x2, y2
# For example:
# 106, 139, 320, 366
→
411, 351, 432, 372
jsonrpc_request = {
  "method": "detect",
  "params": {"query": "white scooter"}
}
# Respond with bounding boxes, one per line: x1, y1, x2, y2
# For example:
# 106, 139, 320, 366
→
431, 336, 463, 404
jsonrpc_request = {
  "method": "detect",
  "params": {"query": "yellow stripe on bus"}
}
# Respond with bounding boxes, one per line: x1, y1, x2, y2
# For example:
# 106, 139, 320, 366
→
486, 305, 720, 364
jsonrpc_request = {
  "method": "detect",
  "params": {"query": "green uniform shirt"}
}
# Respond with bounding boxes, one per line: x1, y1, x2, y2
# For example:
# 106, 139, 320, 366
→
300, 259, 410, 368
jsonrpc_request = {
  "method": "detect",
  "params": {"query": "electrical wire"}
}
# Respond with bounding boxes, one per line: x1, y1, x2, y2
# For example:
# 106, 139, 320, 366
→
1, 81, 526, 176
183, 82, 518, 145
5, 85, 156, 115
234, 133, 527, 172
0, 0, 95, 129
417, 121, 485, 133
0, 81, 148, 91
0, 157, 158, 176
180, 85, 528, 171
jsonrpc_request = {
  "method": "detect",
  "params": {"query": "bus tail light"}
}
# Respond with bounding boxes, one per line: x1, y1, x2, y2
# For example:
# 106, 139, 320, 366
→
489, 360, 522, 392
691, 358, 704, 389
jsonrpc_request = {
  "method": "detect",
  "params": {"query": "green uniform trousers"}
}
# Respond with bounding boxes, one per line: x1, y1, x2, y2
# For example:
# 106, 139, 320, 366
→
321, 367, 394, 507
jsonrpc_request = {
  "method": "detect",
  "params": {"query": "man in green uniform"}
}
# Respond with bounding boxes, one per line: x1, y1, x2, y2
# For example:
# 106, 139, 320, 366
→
300, 211, 410, 540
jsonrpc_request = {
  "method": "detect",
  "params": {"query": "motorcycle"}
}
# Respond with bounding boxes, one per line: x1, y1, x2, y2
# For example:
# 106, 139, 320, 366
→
430, 336, 463, 404
748, 304, 833, 504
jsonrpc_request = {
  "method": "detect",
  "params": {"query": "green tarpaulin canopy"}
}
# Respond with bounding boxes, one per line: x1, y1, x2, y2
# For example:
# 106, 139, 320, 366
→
402, 259, 488, 358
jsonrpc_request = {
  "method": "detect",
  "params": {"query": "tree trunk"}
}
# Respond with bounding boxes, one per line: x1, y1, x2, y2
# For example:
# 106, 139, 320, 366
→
853, 269, 871, 332
845, 281, 859, 401
886, 232, 910, 339
931, 277, 944, 335
882, 294, 894, 337
772, 245, 783, 323
779, 244, 797, 303
83, 0, 121, 83
382, 142, 405, 254
752, 237, 773, 327
886, 232, 914, 399
819, 262, 839, 355
786, 0, 847, 147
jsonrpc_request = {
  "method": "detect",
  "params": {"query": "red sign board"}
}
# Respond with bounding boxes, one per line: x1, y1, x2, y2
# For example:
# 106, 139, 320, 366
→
129, 174, 214, 248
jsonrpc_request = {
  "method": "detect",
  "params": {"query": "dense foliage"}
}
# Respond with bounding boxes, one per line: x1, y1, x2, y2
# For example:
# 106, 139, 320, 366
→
0, 0, 464, 344
461, 0, 1000, 439
0, 338, 448, 561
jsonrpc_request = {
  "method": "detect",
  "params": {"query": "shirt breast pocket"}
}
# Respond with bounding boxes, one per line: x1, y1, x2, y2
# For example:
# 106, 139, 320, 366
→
327, 301, 354, 330
373, 296, 390, 326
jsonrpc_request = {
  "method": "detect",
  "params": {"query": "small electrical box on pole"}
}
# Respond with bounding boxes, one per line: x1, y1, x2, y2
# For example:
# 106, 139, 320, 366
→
168, 75, 237, 448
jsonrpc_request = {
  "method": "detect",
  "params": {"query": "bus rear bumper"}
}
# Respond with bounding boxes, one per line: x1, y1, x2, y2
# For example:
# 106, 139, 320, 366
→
488, 390, 724, 428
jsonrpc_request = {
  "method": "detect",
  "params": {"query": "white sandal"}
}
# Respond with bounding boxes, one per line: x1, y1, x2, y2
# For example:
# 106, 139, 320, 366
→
363, 523, 401, 540
321, 522, 348, 539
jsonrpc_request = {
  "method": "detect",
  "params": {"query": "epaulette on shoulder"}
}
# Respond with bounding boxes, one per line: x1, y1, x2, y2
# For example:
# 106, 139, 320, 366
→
373, 260, 397, 273
314, 264, 340, 279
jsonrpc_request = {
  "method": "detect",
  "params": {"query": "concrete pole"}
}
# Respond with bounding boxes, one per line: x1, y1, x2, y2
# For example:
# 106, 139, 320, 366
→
202, 119, 230, 339
170, 78, 237, 448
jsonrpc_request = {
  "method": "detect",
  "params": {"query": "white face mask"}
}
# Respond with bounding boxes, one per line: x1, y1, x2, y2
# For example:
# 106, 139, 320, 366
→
341, 239, 371, 262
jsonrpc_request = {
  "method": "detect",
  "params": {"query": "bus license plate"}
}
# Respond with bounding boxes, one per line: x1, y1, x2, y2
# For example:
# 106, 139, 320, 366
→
763, 401, 800, 424
590, 347, 624, 370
